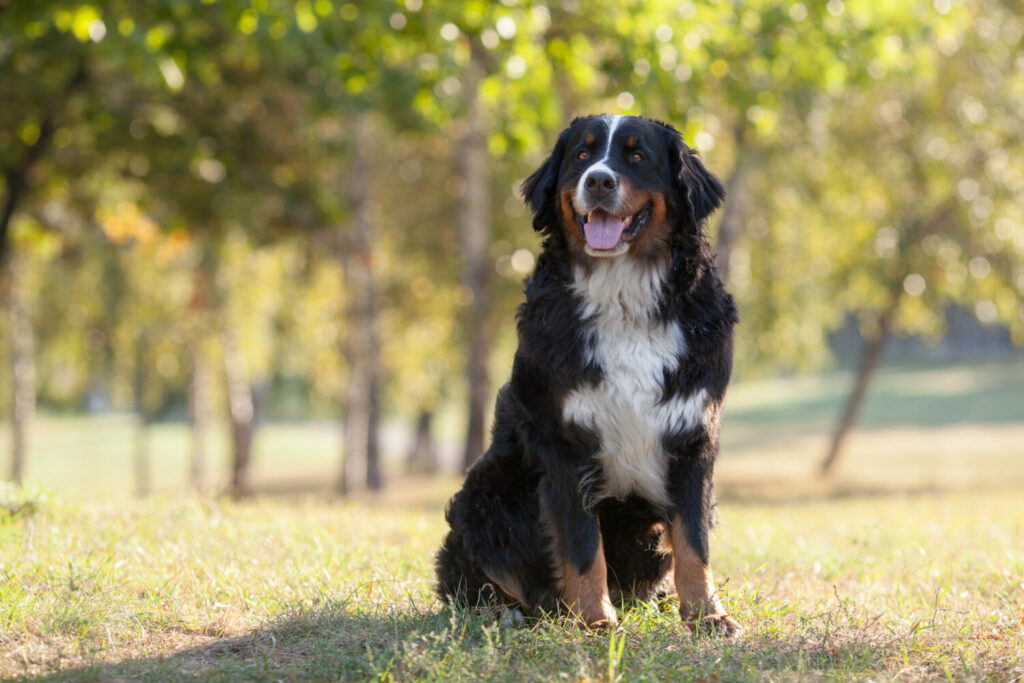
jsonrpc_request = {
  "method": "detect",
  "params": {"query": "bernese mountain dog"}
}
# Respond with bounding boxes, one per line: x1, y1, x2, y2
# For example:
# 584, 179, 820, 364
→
436, 115, 741, 636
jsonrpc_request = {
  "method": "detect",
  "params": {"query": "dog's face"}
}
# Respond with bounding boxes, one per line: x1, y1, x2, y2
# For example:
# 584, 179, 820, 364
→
522, 115, 725, 259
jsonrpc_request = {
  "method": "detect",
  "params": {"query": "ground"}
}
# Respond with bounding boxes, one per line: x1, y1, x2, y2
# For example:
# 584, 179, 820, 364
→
1, 359, 1023, 681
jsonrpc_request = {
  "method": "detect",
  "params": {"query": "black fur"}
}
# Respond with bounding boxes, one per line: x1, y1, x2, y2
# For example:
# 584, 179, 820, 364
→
436, 116, 738, 620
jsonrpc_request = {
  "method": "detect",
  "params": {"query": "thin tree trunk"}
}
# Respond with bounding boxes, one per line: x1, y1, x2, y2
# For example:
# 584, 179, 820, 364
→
820, 199, 951, 477
188, 338, 211, 492
714, 125, 754, 281
133, 418, 151, 497
133, 333, 151, 497
820, 284, 903, 476
340, 114, 382, 494
366, 372, 382, 490
406, 408, 437, 474
458, 55, 492, 471
222, 324, 255, 498
6, 258, 34, 484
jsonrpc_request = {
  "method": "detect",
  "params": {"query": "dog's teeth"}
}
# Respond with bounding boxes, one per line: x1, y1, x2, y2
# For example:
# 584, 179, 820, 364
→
622, 215, 632, 227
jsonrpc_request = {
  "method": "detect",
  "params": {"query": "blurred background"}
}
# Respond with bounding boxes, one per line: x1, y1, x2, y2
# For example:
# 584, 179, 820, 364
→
1, 0, 1022, 502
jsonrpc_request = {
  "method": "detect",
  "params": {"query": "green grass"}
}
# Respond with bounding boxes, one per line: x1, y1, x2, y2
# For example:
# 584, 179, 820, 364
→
2, 358, 1023, 680
1, 484, 1022, 681
6, 358, 1024, 501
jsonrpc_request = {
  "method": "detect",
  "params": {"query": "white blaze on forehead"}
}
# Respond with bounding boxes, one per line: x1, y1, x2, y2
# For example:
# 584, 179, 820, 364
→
575, 115, 627, 210
599, 114, 626, 161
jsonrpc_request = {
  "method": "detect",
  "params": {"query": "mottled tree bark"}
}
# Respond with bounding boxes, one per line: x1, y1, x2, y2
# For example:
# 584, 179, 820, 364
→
188, 338, 212, 492
406, 408, 438, 474
133, 334, 151, 498
458, 55, 493, 471
340, 114, 382, 494
714, 126, 754, 281
222, 324, 255, 498
5, 259, 35, 485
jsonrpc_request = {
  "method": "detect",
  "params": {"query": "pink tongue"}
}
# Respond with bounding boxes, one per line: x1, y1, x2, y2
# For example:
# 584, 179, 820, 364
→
583, 211, 625, 250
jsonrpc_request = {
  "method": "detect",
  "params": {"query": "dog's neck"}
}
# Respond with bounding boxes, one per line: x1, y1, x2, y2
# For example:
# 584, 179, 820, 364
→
570, 257, 668, 325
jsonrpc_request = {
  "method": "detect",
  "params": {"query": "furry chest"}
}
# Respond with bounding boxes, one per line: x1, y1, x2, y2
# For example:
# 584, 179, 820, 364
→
562, 322, 708, 508
561, 259, 708, 508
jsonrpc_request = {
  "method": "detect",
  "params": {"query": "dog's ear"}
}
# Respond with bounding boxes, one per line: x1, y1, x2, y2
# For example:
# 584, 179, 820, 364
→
520, 125, 572, 233
666, 124, 725, 226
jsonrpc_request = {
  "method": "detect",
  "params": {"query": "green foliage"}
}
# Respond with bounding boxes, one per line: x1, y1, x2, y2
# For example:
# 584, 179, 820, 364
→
2, 0, 1022, 418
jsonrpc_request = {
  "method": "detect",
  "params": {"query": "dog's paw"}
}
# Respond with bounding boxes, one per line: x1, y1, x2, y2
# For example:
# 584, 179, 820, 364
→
566, 598, 618, 630
499, 606, 527, 629
681, 611, 743, 638
583, 611, 618, 630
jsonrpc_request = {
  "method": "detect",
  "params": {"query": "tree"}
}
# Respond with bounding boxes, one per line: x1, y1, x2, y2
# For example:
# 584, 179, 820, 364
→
817, 0, 1024, 473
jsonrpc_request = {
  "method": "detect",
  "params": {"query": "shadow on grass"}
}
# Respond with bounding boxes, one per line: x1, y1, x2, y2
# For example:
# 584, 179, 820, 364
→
30, 602, 458, 682
25, 600, 918, 683
730, 358, 1024, 434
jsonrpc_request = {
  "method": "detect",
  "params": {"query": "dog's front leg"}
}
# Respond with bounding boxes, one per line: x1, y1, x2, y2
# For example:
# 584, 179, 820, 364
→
666, 449, 742, 637
539, 474, 616, 629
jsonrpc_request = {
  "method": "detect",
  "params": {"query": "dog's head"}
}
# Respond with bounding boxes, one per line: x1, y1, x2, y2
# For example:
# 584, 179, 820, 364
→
521, 115, 724, 259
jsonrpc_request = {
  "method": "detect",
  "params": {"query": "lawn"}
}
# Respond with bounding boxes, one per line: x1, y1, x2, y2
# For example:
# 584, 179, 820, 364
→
1, 358, 1023, 681
9, 358, 1024, 500
1, 484, 1022, 681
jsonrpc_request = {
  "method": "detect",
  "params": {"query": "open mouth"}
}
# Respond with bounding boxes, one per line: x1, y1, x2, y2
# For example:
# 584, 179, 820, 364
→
574, 204, 653, 257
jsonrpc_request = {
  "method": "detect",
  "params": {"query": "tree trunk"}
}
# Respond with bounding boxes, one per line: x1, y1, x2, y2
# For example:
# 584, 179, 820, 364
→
5, 258, 34, 485
133, 333, 151, 497
820, 285, 903, 476
222, 324, 255, 498
458, 55, 493, 471
188, 337, 211, 492
714, 126, 754, 281
340, 114, 382, 494
133, 418, 151, 497
406, 408, 438, 474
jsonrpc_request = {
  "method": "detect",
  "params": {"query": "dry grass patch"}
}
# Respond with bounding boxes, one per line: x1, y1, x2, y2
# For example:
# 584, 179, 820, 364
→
1, 484, 1022, 681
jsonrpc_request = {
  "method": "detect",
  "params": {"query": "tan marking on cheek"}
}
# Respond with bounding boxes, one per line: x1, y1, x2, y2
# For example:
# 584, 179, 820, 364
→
559, 192, 586, 246
630, 192, 673, 258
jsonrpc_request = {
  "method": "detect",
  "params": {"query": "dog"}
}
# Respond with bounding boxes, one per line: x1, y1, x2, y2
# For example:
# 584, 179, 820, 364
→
435, 115, 741, 636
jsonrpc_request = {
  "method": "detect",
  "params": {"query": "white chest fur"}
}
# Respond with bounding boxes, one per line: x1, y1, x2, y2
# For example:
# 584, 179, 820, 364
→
562, 258, 707, 508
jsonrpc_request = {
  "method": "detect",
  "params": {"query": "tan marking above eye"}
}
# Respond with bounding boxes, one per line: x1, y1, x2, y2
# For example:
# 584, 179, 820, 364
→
583, 132, 595, 145
626, 135, 639, 146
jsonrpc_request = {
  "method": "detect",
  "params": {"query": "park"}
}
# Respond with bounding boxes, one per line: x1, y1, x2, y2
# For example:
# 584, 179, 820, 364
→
2, 0, 1023, 680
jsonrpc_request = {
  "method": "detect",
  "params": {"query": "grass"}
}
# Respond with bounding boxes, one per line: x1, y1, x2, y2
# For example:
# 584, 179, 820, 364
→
7, 357, 1024, 501
1, 483, 1022, 681
1, 358, 1023, 680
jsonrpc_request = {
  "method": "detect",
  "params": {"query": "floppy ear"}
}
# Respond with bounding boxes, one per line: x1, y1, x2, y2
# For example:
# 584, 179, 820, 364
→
520, 125, 572, 234
666, 125, 725, 226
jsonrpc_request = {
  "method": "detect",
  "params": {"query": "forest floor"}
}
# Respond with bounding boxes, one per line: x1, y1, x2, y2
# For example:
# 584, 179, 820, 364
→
2, 357, 1023, 681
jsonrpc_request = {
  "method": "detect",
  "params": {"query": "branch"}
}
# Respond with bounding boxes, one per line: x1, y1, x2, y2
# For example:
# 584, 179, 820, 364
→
0, 63, 88, 266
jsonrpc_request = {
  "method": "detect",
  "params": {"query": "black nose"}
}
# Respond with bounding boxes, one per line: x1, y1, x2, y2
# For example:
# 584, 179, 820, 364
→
584, 170, 617, 196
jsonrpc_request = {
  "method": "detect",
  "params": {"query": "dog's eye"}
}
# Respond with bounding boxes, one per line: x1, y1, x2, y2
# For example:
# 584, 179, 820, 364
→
630, 151, 645, 162
577, 150, 590, 161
